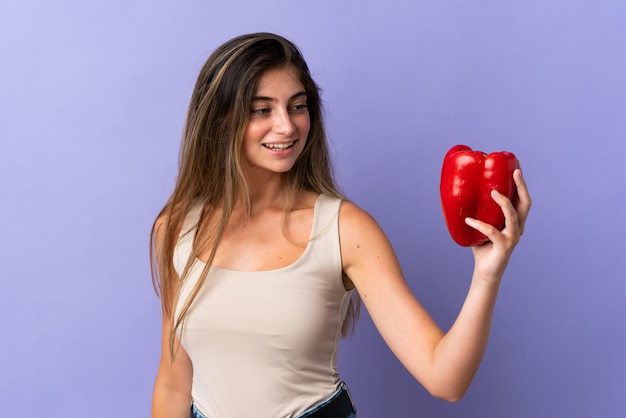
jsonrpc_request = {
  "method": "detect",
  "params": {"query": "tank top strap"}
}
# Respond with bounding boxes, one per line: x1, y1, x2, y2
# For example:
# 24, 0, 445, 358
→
304, 194, 343, 281
173, 204, 203, 275
310, 194, 342, 239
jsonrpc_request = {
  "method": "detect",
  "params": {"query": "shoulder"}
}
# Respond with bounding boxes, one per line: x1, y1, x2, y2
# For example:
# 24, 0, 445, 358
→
152, 212, 169, 249
339, 201, 391, 258
152, 202, 203, 248
338, 200, 402, 290
154, 212, 169, 234
339, 200, 381, 233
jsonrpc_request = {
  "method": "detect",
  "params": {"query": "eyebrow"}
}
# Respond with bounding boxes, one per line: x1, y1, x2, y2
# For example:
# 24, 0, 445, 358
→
251, 91, 307, 102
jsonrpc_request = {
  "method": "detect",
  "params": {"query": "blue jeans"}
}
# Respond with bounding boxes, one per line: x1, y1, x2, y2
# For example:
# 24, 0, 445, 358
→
190, 381, 357, 417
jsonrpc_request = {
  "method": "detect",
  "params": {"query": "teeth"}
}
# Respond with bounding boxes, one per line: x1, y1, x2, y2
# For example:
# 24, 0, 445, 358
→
264, 141, 295, 150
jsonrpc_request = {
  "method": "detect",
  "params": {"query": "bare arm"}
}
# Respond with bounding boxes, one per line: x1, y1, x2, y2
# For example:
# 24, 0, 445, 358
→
151, 216, 193, 418
340, 169, 531, 402
152, 317, 193, 417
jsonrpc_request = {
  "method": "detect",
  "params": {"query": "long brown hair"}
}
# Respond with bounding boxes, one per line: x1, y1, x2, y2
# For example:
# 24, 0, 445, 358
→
150, 33, 359, 357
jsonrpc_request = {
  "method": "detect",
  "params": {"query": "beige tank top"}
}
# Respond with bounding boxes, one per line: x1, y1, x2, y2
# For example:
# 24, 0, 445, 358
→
173, 195, 353, 418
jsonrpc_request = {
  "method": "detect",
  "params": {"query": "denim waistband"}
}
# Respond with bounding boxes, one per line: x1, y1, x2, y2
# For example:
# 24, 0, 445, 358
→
190, 400, 206, 418
190, 381, 356, 418
297, 381, 356, 417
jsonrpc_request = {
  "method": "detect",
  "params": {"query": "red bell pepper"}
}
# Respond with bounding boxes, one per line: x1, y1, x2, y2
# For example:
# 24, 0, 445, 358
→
440, 145, 519, 246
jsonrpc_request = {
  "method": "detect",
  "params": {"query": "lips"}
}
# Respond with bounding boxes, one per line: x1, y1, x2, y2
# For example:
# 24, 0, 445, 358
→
262, 140, 296, 150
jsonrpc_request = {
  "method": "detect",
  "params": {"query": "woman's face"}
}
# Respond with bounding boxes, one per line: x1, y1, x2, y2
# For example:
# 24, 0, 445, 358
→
242, 66, 310, 176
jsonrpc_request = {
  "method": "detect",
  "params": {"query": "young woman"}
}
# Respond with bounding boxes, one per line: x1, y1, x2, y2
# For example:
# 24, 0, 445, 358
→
150, 32, 531, 418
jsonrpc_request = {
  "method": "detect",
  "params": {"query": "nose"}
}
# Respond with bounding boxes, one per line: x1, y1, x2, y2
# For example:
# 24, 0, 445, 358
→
273, 108, 296, 136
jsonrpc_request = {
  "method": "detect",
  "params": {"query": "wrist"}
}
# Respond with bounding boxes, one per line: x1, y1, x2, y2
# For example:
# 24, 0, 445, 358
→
470, 270, 502, 296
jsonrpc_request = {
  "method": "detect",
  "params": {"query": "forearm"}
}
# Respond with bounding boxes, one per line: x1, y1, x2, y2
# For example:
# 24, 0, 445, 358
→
152, 381, 192, 418
429, 272, 501, 401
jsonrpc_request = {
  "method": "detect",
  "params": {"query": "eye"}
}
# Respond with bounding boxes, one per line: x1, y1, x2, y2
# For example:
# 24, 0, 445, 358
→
290, 103, 308, 113
250, 108, 271, 116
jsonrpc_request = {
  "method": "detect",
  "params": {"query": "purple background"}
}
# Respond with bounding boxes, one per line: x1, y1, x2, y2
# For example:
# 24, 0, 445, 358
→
1, 1, 625, 417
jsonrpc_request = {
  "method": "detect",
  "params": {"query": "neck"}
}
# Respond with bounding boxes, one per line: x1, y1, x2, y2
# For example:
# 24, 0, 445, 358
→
238, 169, 291, 213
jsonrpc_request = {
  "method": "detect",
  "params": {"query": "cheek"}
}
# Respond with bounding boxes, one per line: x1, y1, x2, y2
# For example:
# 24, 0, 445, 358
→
243, 121, 264, 145
298, 115, 311, 138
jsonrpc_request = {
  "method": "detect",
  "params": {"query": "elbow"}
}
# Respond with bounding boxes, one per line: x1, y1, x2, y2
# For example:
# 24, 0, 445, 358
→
437, 393, 464, 403
426, 384, 469, 403
430, 390, 465, 403
431, 393, 463, 403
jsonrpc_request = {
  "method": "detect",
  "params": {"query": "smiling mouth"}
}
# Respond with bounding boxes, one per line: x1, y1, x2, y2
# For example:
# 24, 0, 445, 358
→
262, 140, 296, 150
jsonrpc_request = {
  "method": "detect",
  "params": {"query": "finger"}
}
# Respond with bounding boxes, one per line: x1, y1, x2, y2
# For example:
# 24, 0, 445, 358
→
465, 216, 501, 244
514, 169, 532, 210
513, 168, 532, 234
491, 189, 520, 237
